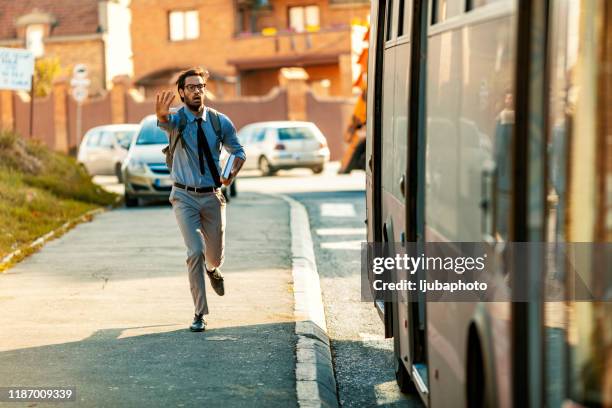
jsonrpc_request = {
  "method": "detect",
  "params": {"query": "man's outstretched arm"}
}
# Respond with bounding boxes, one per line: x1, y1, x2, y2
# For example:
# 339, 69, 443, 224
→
219, 115, 246, 186
156, 90, 181, 134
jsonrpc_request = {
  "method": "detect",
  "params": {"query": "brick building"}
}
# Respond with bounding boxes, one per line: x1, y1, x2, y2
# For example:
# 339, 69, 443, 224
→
0, 0, 133, 96
130, 0, 369, 99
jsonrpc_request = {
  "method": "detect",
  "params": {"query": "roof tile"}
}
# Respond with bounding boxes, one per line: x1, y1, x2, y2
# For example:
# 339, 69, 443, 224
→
0, 0, 100, 39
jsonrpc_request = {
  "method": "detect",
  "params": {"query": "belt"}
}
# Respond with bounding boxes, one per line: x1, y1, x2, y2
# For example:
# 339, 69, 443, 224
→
173, 182, 218, 193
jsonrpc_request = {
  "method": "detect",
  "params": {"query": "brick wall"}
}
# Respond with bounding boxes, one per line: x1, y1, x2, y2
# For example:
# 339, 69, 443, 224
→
130, 0, 237, 80
0, 73, 354, 162
131, 0, 369, 97
44, 40, 106, 95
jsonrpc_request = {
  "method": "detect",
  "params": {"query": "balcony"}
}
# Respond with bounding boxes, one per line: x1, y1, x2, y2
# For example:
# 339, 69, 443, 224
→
229, 26, 352, 70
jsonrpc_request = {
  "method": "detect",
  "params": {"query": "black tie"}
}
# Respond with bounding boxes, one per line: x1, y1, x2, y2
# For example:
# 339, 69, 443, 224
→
196, 117, 221, 187
196, 118, 206, 176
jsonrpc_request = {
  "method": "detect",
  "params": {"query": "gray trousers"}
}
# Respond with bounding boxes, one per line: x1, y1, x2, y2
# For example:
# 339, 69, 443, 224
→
170, 187, 226, 316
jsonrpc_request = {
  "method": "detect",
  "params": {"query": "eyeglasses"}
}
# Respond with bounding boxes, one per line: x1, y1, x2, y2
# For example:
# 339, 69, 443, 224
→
185, 84, 206, 93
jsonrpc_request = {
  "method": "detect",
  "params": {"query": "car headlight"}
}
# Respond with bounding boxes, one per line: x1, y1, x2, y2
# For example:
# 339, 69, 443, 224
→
127, 159, 147, 173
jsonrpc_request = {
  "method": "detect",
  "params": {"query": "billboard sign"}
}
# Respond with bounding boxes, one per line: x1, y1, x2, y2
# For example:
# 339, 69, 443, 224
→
0, 48, 35, 91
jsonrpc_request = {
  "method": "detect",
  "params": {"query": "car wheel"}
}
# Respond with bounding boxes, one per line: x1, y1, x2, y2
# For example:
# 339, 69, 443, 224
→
125, 192, 139, 207
115, 163, 123, 183
312, 165, 324, 174
259, 156, 275, 176
229, 181, 237, 197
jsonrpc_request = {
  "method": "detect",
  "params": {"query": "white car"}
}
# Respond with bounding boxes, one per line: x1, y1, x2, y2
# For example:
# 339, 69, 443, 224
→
237, 121, 330, 175
122, 114, 235, 207
77, 124, 139, 180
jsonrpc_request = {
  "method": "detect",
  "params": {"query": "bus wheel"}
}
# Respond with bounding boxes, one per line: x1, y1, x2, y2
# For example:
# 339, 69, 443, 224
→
467, 330, 486, 408
395, 358, 417, 394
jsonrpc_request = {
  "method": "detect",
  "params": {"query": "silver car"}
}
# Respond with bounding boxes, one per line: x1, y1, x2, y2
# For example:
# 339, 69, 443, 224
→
121, 115, 173, 207
237, 121, 330, 175
77, 124, 139, 180
122, 114, 235, 207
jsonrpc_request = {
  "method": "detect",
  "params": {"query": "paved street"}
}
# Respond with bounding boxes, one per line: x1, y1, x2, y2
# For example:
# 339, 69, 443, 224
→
1, 163, 419, 407
0, 192, 295, 407
239, 164, 421, 407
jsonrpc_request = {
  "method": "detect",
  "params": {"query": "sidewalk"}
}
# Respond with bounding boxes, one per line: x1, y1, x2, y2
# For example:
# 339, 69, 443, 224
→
0, 193, 296, 407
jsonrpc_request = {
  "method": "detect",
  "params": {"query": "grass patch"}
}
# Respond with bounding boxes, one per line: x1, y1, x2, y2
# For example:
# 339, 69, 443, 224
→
0, 130, 118, 261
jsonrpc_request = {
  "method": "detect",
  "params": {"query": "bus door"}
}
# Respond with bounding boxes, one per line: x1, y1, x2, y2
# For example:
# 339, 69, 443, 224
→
365, 0, 395, 337
540, 1, 612, 407
424, 0, 519, 406
402, 0, 430, 400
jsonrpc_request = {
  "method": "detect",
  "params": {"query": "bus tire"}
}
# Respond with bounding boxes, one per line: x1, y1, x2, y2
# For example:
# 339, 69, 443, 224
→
395, 358, 417, 394
466, 328, 486, 408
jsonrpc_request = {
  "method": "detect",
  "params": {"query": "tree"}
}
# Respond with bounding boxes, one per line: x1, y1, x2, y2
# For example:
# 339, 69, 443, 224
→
33, 57, 62, 97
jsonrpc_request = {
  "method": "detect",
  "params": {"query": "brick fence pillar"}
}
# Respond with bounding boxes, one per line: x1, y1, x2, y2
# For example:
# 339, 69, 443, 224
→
52, 76, 69, 153
279, 68, 308, 121
338, 54, 353, 97
110, 75, 130, 124
0, 90, 14, 131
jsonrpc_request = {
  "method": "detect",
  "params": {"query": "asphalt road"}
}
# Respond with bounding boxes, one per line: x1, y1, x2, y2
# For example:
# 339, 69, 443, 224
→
65, 163, 423, 407
240, 164, 422, 407
0, 193, 296, 407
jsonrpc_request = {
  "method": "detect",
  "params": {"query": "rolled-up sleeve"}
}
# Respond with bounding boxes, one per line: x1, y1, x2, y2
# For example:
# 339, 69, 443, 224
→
157, 113, 179, 132
220, 114, 246, 161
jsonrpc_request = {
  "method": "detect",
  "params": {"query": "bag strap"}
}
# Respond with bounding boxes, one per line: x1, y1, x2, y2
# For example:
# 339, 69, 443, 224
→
169, 108, 188, 157
207, 107, 223, 141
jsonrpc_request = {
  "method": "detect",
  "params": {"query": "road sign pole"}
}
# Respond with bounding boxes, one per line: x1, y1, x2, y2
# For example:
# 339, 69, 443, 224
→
76, 101, 82, 156
29, 74, 34, 138
70, 64, 89, 156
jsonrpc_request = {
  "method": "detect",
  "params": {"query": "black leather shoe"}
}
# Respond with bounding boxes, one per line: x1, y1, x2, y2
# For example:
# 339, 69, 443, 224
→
189, 313, 206, 332
206, 268, 225, 296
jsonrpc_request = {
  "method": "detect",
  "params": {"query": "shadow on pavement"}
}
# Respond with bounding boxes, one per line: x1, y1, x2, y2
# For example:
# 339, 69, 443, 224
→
330, 338, 424, 408
0, 323, 296, 407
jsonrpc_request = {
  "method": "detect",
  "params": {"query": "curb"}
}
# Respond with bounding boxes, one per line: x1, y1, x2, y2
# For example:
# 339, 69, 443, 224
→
0, 205, 112, 272
279, 194, 339, 408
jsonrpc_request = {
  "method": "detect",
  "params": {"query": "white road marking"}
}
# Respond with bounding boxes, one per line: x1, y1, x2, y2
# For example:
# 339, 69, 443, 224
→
320, 240, 362, 250
320, 203, 356, 217
315, 227, 366, 236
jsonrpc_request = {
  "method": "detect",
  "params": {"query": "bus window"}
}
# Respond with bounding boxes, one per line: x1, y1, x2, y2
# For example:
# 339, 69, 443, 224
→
398, 0, 412, 37
426, 12, 516, 242
468, 0, 508, 10
386, 0, 395, 41
431, 0, 464, 24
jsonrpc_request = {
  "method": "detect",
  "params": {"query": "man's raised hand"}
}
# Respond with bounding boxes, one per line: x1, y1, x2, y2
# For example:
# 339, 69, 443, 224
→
156, 90, 176, 122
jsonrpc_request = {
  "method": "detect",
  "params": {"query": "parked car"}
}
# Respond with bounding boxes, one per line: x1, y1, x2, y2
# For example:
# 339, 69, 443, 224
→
77, 124, 139, 181
122, 114, 235, 207
237, 121, 330, 175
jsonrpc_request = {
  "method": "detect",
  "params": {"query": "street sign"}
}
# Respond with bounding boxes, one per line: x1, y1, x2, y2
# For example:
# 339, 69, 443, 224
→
72, 64, 88, 79
0, 47, 35, 91
72, 87, 88, 103
70, 78, 91, 88
70, 63, 89, 103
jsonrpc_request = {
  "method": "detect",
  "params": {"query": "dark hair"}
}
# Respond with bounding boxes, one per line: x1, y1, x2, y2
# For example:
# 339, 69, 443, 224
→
176, 67, 210, 101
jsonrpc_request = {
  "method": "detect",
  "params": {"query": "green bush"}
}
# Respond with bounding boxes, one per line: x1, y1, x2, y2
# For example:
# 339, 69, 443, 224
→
0, 129, 117, 206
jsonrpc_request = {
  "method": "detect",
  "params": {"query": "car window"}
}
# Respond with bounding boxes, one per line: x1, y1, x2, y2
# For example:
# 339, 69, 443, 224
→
136, 122, 169, 145
238, 127, 252, 144
99, 132, 114, 148
115, 130, 137, 149
253, 128, 266, 142
277, 127, 316, 141
86, 132, 100, 147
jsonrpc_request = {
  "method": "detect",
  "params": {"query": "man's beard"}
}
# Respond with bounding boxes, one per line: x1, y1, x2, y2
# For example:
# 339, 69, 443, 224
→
185, 97, 204, 113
